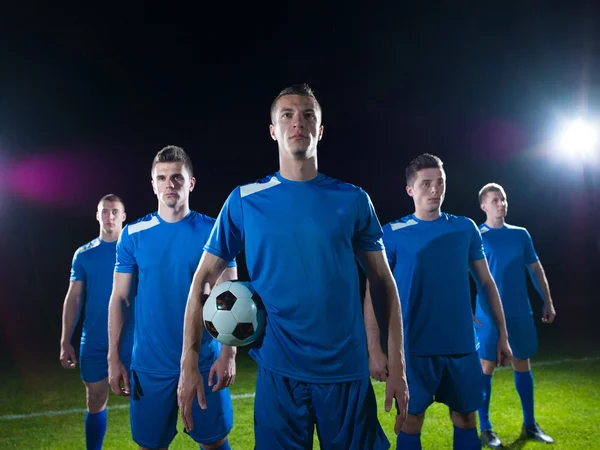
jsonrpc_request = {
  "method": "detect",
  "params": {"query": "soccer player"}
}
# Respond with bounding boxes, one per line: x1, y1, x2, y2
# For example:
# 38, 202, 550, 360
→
107, 146, 237, 450
364, 154, 513, 450
178, 83, 409, 449
475, 183, 556, 448
59, 194, 134, 450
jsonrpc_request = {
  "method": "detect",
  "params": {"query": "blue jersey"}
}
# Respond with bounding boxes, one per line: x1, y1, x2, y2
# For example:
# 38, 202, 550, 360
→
383, 213, 485, 355
205, 172, 384, 383
115, 211, 235, 375
475, 224, 539, 321
70, 238, 134, 353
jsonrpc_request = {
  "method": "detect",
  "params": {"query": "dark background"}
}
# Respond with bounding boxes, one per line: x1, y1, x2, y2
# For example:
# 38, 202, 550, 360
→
1, 3, 599, 367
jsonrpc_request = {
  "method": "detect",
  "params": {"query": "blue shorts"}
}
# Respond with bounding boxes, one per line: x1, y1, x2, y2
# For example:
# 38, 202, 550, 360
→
129, 369, 233, 449
254, 366, 389, 450
477, 315, 538, 362
405, 352, 484, 415
79, 345, 132, 384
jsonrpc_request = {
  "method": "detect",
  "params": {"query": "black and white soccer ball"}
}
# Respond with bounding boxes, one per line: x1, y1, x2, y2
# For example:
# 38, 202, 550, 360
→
203, 281, 266, 347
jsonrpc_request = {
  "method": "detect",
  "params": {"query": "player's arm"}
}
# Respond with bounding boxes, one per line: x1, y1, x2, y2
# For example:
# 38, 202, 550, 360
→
470, 258, 512, 365
181, 252, 231, 371
357, 249, 407, 434
107, 272, 134, 396
107, 272, 133, 364
528, 260, 556, 323
208, 265, 239, 391
59, 281, 84, 369
363, 279, 387, 380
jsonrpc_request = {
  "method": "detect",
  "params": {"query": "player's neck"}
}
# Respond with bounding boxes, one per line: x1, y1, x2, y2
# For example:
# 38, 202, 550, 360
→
158, 203, 190, 223
99, 229, 121, 242
413, 209, 441, 221
485, 217, 505, 229
279, 156, 318, 181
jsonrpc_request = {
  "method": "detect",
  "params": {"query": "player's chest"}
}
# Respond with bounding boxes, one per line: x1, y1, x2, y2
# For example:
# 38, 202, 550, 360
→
483, 235, 523, 261
243, 194, 356, 242
396, 228, 472, 261
134, 230, 206, 270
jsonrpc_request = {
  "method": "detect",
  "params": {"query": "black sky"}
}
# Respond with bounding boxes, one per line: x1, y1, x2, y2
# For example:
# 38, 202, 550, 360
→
1, 2, 599, 357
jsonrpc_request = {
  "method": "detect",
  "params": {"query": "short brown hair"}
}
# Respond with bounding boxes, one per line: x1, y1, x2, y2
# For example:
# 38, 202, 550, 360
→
478, 182, 506, 204
151, 145, 194, 177
98, 193, 125, 210
270, 83, 322, 123
405, 153, 444, 185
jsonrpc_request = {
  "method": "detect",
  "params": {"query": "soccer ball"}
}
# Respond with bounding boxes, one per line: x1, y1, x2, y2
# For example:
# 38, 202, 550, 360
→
203, 280, 266, 347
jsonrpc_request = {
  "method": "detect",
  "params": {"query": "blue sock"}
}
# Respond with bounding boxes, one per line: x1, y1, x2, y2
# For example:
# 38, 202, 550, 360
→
478, 373, 493, 431
396, 431, 422, 449
85, 409, 107, 450
515, 370, 536, 426
202, 439, 231, 450
453, 426, 481, 450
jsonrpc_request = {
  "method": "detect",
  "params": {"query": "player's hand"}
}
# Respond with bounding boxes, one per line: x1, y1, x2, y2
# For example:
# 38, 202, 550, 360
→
59, 343, 77, 369
542, 301, 556, 324
385, 360, 409, 435
368, 347, 388, 382
496, 337, 513, 368
208, 346, 236, 392
178, 363, 205, 432
108, 359, 130, 397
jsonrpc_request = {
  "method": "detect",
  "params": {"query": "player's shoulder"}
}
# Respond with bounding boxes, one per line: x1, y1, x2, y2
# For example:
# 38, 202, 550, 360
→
504, 223, 529, 233
124, 212, 160, 237
238, 173, 281, 198
385, 215, 418, 233
443, 213, 478, 229
187, 210, 218, 229
75, 237, 102, 257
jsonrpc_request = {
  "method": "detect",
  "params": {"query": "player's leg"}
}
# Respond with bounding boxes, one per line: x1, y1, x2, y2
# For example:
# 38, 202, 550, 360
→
396, 354, 442, 450
129, 369, 179, 450
508, 317, 553, 443
79, 346, 110, 450
437, 352, 484, 450
185, 371, 233, 450
254, 365, 315, 450
83, 379, 109, 450
474, 320, 501, 448
311, 377, 389, 450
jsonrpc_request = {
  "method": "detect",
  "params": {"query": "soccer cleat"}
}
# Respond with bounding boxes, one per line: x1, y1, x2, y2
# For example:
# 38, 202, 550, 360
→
522, 423, 554, 443
480, 429, 503, 449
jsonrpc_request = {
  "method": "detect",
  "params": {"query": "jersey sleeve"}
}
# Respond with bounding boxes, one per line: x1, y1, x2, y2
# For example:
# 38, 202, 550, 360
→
204, 187, 245, 262
382, 227, 397, 271
523, 228, 539, 265
467, 218, 486, 261
115, 225, 138, 273
69, 249, 86, 282
352, 189, 384, 252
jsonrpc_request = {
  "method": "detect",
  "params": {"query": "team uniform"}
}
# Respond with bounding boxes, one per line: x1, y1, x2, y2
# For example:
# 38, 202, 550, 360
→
205, 172, 390, 450
115, 211, 235, 449
382, 213, 485, 416
70, 238, 134, 383
474, 224, 539, 361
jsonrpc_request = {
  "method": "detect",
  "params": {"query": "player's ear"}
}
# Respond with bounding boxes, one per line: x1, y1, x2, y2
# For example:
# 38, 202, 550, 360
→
318, 125, 324, 141
406, 185, 414, 197
480, 202, 486, 213
151, 179, 157, 195
189, 177, 196, 192
96, 210, 100, 221
269, 124, 277, 141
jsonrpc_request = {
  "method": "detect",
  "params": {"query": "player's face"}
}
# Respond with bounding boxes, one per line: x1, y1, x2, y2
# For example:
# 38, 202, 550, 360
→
406, 168, 446, 213
481, 190, 507, 218
151, 162, 195, 208
96, 200, 126, 234
269, 95, 323, 160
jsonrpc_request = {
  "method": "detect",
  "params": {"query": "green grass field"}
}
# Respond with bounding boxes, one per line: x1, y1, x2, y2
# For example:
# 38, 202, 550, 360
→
1, 348, 599, 449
